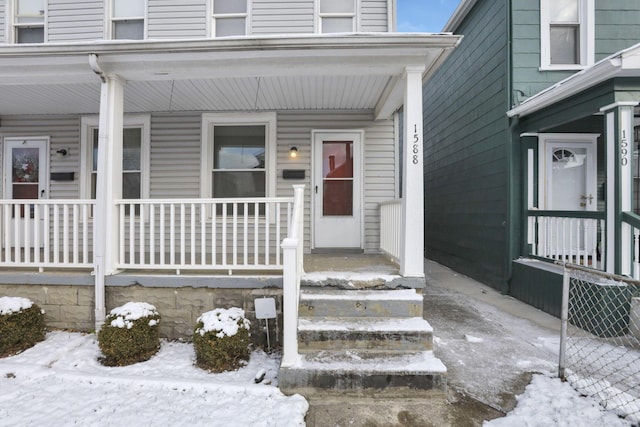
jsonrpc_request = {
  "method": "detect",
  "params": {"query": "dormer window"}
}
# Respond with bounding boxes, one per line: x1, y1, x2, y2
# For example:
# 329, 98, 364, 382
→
212, 0, 248, 37
540, 0, 594, 70
112, 0, 145, 40
14, 0, 45, 43
318, 0, 356, 33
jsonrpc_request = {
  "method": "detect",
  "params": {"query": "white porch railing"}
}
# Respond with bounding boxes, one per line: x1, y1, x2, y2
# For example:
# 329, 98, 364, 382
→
379, 199, 402, 262
0, 200, 94, 268
281, 185, 305, 367
527, 211, 605, 271
115, 197, 295, 272
622, 212, 640, 279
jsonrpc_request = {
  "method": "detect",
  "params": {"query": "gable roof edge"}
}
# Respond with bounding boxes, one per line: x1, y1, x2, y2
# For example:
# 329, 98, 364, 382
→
442, 0, 478, 33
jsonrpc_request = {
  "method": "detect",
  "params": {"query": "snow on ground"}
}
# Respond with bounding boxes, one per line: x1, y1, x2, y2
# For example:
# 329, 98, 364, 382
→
0, 332, 307, 426
485, 374, 633, 427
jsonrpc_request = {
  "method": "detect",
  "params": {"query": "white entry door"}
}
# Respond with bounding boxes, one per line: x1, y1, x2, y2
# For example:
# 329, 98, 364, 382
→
3, 137, 49, 247
312, 131, 362, 249
539, 134, 598, 256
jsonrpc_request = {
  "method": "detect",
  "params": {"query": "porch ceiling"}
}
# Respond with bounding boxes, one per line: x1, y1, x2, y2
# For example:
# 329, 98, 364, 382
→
0, 34, 461, 117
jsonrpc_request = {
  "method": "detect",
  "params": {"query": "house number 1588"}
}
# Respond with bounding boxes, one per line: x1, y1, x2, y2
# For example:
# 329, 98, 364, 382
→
412, 124, 420, 165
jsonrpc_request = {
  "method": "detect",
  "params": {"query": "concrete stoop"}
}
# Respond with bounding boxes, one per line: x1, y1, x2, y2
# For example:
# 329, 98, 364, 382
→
279, 287, 448, 397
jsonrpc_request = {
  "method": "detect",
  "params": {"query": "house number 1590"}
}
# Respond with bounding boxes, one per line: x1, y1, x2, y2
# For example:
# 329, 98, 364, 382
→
621, 129, 629, 166
412, 124, 420, 165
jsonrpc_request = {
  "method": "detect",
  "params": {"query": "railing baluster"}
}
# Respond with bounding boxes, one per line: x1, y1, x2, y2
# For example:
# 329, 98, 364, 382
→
254, 202, 259, 265
180, 203, 186, 267
43, 204, 50, 265
265, 202, 270, 266
140, 202, 145, 266
83, 204, 89, 265
190, 203, 196, 265
276, 202, 281, 266
200, 203, 206, 266
222, 203, 227, 265
73, 204, 79, 264
150, 204, 155, 266
52, 204, 59, 264
63, 204, 69, 264
243, 202, 248, 266
160, 204, 166, 266
212, 202, 217, 266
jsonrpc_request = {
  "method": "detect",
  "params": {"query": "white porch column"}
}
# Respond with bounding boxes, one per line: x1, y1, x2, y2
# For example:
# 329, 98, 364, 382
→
400, 66, 426, 277
94, 75, 125, 328
601, 101, 638, 275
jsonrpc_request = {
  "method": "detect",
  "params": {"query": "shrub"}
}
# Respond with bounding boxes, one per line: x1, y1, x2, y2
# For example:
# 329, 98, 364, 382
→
98, 302, 161, 366
193, 307, 251, 373
0, 297, 45, 357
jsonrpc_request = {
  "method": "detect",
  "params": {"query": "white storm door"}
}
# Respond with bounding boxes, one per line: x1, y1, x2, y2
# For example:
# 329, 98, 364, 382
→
540, 135, 598, 256
312, 131, 362, 249
3, 137, 49, 248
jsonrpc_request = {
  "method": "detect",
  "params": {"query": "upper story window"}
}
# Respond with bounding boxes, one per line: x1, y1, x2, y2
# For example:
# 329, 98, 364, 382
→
112, 0, 145, 40
14, 0, 45, 43
540, 0, 594, 70
212, 0, 248, 37
318, 0, 356, 33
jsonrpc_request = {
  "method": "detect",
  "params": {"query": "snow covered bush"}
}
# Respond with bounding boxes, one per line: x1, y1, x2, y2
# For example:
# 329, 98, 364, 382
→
0, 296, 45, 357
98, 302, 161, 366
193, 307, 251, 373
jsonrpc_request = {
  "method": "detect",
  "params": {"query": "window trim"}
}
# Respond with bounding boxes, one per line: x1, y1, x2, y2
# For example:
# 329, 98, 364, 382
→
11, 0, 47, 44
107, 0, 147, 40
540, 0, 594, 70
80, 114, 151, 201
200, 112, 276, 202
208, 0, 251, 38
315, 0, 360, 33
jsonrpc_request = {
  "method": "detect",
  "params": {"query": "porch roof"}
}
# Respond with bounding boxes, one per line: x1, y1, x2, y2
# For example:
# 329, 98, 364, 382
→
0, 33, 460, 118
508, 43, 640, 119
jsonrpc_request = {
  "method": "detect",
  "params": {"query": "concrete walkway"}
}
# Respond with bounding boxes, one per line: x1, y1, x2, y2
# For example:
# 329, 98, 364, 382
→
305, 259, 561, 426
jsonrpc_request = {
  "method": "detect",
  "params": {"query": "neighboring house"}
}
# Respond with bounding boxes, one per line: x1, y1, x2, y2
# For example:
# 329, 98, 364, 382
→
0, 0, 460, 338
423, 0, 640, 315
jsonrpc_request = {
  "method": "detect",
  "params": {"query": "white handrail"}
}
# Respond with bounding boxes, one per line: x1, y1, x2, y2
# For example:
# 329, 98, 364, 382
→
114, 197, 294, 271
281, 185, 305, 367
0, 199, 94, 268
379, 199, 402, 262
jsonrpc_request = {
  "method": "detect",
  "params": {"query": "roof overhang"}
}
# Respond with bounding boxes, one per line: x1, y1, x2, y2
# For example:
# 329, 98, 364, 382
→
0, 33, 461, 117
507, 43, 640, 119
442, 0, 478, 33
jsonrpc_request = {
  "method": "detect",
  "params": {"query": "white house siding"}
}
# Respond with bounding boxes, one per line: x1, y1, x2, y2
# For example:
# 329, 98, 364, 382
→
48, 0, 104, 42
360, 0, 389, 32
251, 0, 315, 35
147, 0, 207, 39
276, 111, 396, 253
0, 1, 4, 44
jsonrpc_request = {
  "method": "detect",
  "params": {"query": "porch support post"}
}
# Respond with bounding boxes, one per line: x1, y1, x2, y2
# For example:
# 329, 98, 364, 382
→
601, 101, 638, 275
93, 74, 125, 329
400, 66, 425, 278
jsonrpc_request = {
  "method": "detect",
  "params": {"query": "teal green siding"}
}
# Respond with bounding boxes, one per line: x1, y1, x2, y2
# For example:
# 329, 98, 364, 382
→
423, 0, 510, 289
512, 0, 640, 100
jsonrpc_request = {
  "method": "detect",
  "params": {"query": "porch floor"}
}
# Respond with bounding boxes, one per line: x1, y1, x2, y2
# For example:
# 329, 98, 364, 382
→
0, 253, 401, 287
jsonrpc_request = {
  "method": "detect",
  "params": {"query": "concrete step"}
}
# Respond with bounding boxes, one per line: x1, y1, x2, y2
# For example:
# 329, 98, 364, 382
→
278, 350, 447, 397
298, 317, 433, 353
299, 288, 423, 318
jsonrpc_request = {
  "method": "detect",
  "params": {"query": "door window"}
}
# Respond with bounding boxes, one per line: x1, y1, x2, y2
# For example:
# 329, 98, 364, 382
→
322, 141, 353, 216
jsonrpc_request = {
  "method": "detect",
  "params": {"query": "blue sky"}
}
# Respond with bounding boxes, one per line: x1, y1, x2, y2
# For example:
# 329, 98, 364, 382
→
397, 0, 461, 33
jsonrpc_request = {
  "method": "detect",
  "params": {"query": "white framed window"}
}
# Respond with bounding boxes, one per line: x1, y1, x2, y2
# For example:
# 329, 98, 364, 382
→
540, 0, 594, 70
201, 113, 276, 211
13, 0, 46, 43
317, 0, 357, 33
80, 115, 151, 213
211, 0, 249, 37
111, 0, 146, 40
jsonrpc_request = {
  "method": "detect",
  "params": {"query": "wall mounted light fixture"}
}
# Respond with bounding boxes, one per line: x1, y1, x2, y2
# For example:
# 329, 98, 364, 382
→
56, 148, 68, 156
289, 146, 298, 158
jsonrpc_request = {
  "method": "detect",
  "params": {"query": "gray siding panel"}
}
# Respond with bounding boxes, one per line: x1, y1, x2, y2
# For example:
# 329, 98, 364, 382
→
48, 0, 104, 42
361, 0, 388, 32
251, 0, 314, 35
0, 2, 4, 44
423, 0, 509, 289
147, 0, 207, 39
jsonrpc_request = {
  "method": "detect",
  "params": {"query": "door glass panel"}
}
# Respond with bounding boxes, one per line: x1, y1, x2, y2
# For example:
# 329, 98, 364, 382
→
322, 141, 353, 216
551, 147, 586, 210
12, 147, 40, 218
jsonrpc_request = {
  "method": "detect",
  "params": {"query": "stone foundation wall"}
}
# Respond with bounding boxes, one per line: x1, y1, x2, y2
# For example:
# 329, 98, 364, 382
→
0, 284, 283, 345
0, 284, 95, 331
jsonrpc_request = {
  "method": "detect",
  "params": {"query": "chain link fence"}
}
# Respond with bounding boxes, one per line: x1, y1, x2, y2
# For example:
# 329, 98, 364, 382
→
559, 263, 640, 425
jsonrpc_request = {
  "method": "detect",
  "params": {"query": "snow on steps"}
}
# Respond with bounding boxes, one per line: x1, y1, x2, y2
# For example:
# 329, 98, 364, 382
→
279, 287, 447, 397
